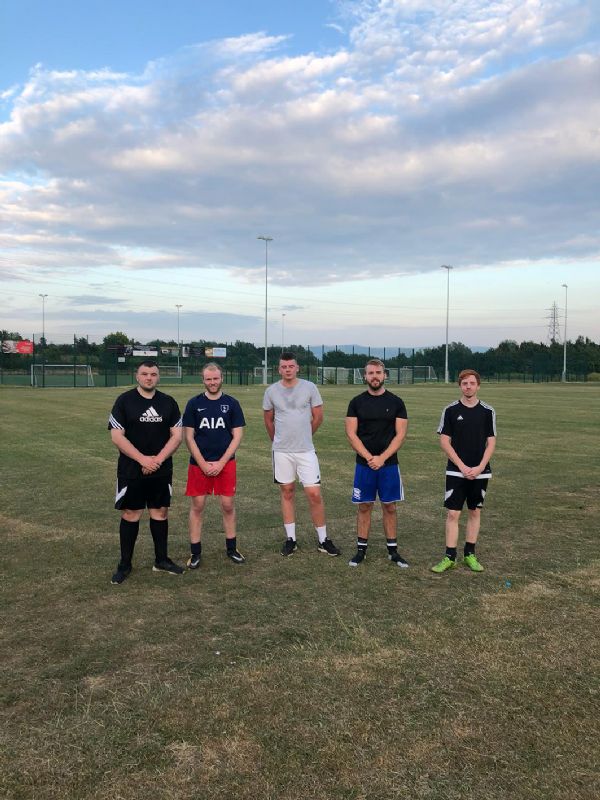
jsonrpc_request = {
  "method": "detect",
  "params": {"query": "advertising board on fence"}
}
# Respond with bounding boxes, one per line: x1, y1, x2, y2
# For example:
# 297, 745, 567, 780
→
205, 347, 227, 358
2, 340, 34, 354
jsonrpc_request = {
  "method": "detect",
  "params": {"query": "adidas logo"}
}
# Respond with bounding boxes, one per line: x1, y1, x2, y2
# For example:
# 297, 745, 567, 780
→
457, 415, 464, 421
140, 406, 163, 422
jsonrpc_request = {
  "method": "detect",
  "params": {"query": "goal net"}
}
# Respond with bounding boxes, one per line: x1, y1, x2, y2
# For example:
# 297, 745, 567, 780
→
156, 365, 182, 382
253, 366, 269, 384
353, 366, 437, 384
31, 364, 94, 387
316, 367, 351, 384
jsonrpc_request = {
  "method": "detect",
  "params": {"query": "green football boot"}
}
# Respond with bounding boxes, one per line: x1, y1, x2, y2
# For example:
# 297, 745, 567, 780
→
463, 553, 484, 572
430, 556, 457, 573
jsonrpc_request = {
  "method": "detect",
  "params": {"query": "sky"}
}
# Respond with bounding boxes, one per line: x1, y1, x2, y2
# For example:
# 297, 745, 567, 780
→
1, 0, 599, 350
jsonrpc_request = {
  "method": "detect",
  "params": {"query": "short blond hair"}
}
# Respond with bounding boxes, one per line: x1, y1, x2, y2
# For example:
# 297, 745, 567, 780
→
202, 362, 223, 376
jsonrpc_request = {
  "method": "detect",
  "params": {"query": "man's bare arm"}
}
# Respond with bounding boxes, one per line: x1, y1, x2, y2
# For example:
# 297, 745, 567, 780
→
263, 409, 275, 441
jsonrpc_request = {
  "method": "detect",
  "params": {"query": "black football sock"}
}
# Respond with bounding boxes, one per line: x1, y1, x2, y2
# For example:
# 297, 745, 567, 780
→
386, 538, 398, 555
445, 546, 457, 561
149, 518, 169, 562
464, 542, 476, 557
119, 519, 139, 568
226, 537, 237, 553
356, 537, 368, 553
191, 541, 202, 556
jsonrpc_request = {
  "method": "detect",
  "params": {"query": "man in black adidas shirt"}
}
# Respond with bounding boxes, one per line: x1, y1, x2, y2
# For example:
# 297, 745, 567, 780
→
108, 361, 184, 584
431, 369, 497, 574
345, 359, 409, 569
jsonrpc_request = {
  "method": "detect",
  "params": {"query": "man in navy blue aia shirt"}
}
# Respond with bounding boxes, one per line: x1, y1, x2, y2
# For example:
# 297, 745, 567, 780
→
182, 362, 246, 567
431, 369, 497, 574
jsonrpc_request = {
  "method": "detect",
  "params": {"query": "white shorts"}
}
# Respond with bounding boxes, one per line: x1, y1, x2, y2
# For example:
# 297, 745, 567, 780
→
273, 451, 321, 487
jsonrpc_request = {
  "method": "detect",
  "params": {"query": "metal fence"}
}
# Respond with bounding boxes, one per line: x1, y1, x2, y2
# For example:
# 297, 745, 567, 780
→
0, 366, 593, 387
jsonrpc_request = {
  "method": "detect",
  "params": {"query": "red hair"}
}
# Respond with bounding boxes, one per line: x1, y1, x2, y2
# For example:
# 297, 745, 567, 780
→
458, 369, 481, 385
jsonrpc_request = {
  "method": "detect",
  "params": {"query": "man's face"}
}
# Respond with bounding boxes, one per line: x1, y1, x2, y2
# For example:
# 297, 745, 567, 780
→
459, 375, 479, 398
279, 359, 299, 381
136, 365, 159, 391
203, 368, 223, 396
364, 364, 385, 391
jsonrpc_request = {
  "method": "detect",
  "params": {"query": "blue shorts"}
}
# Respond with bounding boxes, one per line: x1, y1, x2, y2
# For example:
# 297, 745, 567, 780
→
351, 463, 404, 504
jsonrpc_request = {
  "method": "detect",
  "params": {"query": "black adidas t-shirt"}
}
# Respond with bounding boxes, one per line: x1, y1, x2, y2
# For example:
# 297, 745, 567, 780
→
346, 390, 408, 466
108, 388, 182, 479
437, 399, 496, 475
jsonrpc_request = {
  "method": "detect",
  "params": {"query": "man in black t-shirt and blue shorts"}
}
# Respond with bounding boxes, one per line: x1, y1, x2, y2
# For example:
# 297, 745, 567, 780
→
108, 361, 184, 585
182, 362, 246, 567
431, 369, 497, 574
345, 359, 409, 568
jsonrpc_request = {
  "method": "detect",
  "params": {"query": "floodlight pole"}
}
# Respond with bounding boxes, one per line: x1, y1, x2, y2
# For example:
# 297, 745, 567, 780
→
39, 294, 48, 346
175, 304, 182, 373
561, 284, 568, 382
282, 312, 286, 350
257, 236, 273, 385
441, 265, 453, 383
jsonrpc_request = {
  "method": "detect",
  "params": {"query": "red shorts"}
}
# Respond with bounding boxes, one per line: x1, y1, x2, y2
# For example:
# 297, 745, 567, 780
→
185, 460, 237, 497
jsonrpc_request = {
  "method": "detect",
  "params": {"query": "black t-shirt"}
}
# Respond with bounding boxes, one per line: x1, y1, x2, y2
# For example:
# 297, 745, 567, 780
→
346, 390, 408, 466
437, 399, 496, 475
108, 388, 182, 479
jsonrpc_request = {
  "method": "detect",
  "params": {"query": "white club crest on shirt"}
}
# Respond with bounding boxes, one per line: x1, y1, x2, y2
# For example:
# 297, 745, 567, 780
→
221, 404, 229, 413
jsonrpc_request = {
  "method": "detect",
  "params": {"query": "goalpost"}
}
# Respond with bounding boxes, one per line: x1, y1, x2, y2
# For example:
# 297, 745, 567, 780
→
352, 366, 437, 384
31, 364, 94, 387
316, 367, 351, 384
156, 365, 182, 382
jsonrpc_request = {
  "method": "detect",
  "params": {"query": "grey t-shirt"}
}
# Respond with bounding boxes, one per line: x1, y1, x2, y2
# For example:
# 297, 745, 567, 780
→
262, 379, 323, 452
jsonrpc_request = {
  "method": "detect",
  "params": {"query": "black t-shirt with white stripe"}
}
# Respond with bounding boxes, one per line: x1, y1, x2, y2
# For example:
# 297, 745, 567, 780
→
437, 399, 496, 476
108, 388, 182, 479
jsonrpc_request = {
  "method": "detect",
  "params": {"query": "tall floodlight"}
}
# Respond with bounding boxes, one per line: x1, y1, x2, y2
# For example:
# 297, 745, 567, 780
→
441, 265, 453, 383
39, 294, 48, 345
175, 304, 183, 373
281, 312, 286, 350
257, 236, 273, 385
562, 284, 568, 382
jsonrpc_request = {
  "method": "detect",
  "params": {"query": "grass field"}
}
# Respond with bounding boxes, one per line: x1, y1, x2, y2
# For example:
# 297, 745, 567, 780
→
1, 382, 598, 800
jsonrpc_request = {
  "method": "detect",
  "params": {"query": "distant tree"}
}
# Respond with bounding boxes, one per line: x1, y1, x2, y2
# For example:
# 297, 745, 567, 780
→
0, 330, 23, 341
102, 332, 131, 349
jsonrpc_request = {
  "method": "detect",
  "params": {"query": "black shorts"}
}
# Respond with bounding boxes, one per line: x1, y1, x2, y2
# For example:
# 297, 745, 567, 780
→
444, 475, 489, 511
115, 472, 173, 510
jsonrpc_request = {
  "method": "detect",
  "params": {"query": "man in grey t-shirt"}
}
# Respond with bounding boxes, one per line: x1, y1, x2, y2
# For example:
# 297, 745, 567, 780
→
263, 352, 341, 558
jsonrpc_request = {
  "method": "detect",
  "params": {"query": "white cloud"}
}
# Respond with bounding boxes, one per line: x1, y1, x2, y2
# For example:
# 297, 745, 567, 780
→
0, 0, 598, 302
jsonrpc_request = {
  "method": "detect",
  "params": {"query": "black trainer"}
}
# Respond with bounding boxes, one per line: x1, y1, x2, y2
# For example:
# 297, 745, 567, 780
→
186, 554, 201, 570
152, 558, 184, 575
317, 538, 341, 556
111, 565, 132, 585
227, 549, 246, 564
348, 550, 366, 567
389, 552, 409, 568
281, 538, 298, 556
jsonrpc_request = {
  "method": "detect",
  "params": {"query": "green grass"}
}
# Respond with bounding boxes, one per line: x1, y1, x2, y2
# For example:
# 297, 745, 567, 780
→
1, 383, 598, 800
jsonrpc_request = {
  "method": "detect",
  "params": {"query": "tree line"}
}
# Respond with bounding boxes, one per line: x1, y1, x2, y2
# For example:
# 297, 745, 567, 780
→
1, 330, 599, 379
